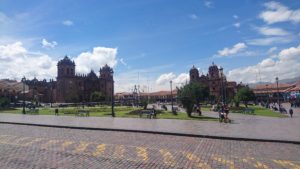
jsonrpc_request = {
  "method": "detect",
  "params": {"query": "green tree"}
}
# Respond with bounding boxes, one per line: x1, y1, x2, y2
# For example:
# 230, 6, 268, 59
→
236, 87, 255, 107
0, 97, 10, 108
233, 95, 240, 107
90, 91, 105, 102
177, 83, 209, 117
140, 98, 148, 110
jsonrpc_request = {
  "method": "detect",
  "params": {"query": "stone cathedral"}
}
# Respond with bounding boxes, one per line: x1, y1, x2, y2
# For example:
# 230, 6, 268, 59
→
25, 56, 114, 103
189, 62, 243, 101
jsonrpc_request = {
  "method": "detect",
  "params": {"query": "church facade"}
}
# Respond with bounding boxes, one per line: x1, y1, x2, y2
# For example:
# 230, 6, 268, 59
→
189, 63, 243, 102
25, 56, 114, 103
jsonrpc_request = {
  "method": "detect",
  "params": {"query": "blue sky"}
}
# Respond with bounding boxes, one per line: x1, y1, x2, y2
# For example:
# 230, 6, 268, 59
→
0, 0, 300, 92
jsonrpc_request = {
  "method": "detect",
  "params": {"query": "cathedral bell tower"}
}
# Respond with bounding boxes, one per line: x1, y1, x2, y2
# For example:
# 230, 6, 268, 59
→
57, 55, 75, 78
100, 64, 113, 80
189, 65, 199, 83
99, 64, 114, 101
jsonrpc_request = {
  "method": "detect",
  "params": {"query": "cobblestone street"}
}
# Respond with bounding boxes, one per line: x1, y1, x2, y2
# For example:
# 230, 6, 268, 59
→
0, 124, 299, 169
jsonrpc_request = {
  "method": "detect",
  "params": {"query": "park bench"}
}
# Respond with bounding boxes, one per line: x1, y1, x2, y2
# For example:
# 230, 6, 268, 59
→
161, 105, 167, 111
139, 109, 156, 119
243, 108, 254, 114
27, 108, 39, 114
76, 109, 90, 117
279, 107, 287, 114
210, 105, 219, 112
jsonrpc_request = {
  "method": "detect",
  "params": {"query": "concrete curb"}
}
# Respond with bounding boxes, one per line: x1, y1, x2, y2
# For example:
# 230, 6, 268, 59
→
1, 121, 299, 145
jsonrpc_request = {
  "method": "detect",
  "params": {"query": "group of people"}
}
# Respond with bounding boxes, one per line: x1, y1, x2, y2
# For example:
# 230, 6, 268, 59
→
290, 102, 300, 108
263, 102, 295, 118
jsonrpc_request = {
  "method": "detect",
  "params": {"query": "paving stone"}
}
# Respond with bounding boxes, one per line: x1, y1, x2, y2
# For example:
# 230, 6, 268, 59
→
0, 124, 299, 168
0, 105, 299, 142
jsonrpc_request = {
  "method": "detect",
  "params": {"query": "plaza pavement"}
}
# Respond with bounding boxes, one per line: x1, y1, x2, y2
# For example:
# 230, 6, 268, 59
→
0, 105, 299, 143
1, 124, 300, 168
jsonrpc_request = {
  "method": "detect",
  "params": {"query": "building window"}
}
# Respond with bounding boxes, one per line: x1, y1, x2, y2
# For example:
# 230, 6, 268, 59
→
67, 68, 69, 75
213, 87, 215, 91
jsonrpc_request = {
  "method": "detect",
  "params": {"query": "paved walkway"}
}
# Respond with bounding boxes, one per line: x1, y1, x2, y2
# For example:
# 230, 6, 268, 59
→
0, 106, 299, 142
1, 124, 300, 169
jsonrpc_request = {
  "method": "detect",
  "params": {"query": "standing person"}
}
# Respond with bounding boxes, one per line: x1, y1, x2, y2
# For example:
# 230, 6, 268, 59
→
224, 105, 229, 121
196, 106, 202, 116
219, 109, 225, 123
55, 108, 59, 116
289, 108, 294, 118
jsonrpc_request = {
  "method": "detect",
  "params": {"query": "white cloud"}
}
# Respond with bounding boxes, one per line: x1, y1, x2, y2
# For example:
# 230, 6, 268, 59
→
120, 58, 127, 66
155, 72, 189, 91
259, 58, 275, 67
204, 1, 213, 8
189, 14, 198, 20
0, 41, 119, 82
114, 64, 174, 92
278, 44, 300, 61
74, 46, 118, 74
247, 36, 293, 46
256, 26, 290, 36
156, 73, 176, 85
227, 44, 300, 83
217, 43, 247, 56
267, 47, 277, 54
233, 22, 240, 28
0, 41, 56, 80
173, 73, 189, 85
233, 15, 239, 19
62, 20, 74, 26
0, 41, 27, 59
42, 38, 57, 49
259, 1, 300, 24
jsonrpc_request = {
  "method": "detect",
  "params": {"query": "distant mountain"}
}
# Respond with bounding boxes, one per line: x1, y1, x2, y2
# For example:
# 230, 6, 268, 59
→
248, 76, 300, 88
278, 76, 300, 84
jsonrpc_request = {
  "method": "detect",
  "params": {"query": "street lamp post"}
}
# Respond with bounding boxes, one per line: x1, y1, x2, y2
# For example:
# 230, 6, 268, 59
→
266, 84, 269, 105
219, 67, 225, 105
111, 69, 115, 117
111, 80, 115, 117
50, 79, 53, 108
33, 79, 35, 106
170, 80, 174, 114
21, 76, 26, 114
276, 77, 280, 108
82, 83, 85, 109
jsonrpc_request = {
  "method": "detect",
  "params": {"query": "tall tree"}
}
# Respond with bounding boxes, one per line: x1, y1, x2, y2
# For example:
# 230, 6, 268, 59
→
177, 83, 209, 117
236, 87, 255, 107
90, 91, 105, 102
0, 97, 10, 108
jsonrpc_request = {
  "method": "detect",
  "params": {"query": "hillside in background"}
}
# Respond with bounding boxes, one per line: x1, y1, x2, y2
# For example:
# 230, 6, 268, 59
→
248, 76, 300, 88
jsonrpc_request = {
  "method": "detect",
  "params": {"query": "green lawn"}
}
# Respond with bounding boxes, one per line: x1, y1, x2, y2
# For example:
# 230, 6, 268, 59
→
0, 106, 218, 121
229, 105, 287, 118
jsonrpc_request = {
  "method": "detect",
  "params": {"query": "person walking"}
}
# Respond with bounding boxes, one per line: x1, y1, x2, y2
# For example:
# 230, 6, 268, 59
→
196, 106, 202, 116
289, 108, 293, 118
55, 108, 59, 116
224, 105, 229, 121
